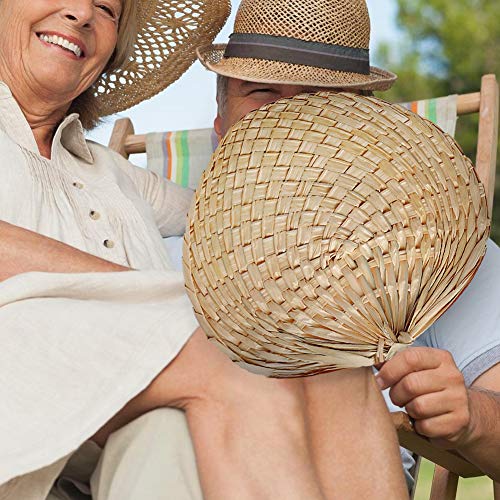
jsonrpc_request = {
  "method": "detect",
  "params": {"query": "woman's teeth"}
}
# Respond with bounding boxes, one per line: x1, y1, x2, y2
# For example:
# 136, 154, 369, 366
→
38, 34, 83, 58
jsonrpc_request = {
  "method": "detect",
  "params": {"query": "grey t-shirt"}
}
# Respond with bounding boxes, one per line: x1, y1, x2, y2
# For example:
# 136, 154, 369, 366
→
413, 239, 500, 386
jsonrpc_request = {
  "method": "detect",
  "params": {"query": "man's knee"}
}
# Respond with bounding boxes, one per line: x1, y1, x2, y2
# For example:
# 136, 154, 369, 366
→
304, 367, 377, 400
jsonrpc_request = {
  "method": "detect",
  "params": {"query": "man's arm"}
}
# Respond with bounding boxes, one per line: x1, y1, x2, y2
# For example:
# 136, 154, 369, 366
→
376, 348, 500, 481
459, 365, 500, 481
0, 220, 128, 281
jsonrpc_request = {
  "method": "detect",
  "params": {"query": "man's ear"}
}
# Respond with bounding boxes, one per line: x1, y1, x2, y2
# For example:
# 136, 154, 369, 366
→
214, 114, 224, 141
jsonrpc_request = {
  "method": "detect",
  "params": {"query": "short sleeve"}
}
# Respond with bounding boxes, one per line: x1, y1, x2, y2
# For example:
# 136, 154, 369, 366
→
414, 239, 500, 386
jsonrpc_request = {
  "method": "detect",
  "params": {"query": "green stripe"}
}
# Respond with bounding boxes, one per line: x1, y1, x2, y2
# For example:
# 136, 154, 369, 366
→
175, 131, 190, 187
181, 131, 190, 187
428, 98, 437, 124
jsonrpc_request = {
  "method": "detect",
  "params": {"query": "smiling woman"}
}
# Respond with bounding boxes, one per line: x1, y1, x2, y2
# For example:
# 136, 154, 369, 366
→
0, 0, 125, 155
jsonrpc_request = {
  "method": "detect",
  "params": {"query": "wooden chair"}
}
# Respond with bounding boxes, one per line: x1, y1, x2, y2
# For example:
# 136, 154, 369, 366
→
109, 74, 499, 499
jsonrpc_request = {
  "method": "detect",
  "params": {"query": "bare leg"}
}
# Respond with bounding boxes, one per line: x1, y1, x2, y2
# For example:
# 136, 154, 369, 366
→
94, 329, 324, 500
301, 369, 409, 499
93, 330, 407, 499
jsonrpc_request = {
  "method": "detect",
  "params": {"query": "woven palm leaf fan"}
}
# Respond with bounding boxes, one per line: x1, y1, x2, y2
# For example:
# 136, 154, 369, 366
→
183, 92, 490, 377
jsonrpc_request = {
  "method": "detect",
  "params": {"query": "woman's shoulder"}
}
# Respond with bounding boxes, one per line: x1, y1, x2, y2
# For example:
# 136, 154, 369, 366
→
84, 138, 143, 178
85, 139, 129, 165
83, 138, 161, 195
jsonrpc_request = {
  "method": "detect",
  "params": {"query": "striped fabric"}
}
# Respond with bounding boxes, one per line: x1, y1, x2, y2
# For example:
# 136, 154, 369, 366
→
146, 128, 219, 189
400, 94, 458, 137
146, 95, 458, 187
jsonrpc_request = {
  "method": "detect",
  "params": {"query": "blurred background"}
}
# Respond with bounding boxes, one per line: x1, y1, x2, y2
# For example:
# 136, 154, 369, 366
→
87, 2, 498, 497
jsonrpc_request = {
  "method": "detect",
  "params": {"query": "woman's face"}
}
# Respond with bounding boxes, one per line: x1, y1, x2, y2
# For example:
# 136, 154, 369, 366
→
0, 0, 122, 102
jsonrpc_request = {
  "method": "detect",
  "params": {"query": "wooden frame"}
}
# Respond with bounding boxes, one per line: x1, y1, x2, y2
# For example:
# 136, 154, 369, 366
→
109, 75, 499, 499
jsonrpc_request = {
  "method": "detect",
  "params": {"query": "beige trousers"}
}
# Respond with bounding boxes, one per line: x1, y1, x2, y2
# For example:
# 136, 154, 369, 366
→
47, 409, 202, 500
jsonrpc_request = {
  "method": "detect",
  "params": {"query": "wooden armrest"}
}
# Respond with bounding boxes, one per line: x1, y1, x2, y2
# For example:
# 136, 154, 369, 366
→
457, 92, 481, 115
391, 411, 483, 478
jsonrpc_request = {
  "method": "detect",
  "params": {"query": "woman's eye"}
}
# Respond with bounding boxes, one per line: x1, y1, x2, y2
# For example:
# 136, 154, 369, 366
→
97, 4, 116, 18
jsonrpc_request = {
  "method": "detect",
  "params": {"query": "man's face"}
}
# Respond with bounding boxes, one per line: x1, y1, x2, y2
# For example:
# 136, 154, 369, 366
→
214, 78, 330, 138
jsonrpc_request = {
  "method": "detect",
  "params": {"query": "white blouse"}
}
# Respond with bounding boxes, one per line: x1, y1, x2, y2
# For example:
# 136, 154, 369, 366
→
0, 82, 198, 498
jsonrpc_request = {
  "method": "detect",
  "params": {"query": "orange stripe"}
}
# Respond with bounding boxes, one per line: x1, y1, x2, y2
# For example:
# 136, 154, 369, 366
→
165, 132, 173, 180
411, 101, 418, 113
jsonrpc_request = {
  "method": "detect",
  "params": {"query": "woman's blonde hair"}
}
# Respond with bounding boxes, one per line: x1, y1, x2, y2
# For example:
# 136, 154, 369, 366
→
69, 0, 137, 130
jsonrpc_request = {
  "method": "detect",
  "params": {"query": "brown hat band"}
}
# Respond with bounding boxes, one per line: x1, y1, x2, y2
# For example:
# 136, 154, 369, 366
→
224, 33, 370, 75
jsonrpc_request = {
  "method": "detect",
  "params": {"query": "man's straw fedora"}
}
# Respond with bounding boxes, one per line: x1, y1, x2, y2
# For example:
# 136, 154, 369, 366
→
96, 0, 230, 116
197, 0, 397, 91
183, 92, 489, 377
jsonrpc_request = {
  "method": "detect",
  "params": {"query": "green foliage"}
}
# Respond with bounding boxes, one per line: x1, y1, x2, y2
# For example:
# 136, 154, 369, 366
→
414, 459, 493, 499
374, 0, 500, 242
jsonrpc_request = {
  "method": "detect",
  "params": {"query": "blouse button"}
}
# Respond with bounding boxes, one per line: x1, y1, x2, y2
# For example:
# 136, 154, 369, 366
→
103, 239, 115, 249
72, 181, 84, 189
89, 210, 101, 220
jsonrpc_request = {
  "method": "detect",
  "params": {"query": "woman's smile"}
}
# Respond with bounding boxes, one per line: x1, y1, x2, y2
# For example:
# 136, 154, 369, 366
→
36, 31, 87, 60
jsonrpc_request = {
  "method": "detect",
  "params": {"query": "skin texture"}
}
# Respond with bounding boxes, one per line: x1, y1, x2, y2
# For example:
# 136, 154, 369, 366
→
216, 76, 500, 481
0, 3, 410, 498
0, 221, 128, 281
95, 329, 409, 500
0, 0, 121, 158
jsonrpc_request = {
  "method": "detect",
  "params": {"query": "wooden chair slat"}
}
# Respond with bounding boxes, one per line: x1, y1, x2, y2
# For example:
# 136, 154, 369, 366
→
392, 412, 483, 478
457, 92, 481, 115
430, 466, 459, 500
118, 92, 484, 158
476, 74, 499, 217
109, 118, 135, 159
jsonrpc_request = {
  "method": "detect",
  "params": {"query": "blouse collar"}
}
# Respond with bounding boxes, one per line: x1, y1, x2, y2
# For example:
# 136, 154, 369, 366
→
0, 81, 94, 164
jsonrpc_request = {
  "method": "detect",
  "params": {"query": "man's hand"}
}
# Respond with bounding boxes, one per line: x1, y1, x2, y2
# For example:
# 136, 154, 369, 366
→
375, 347, 472, 449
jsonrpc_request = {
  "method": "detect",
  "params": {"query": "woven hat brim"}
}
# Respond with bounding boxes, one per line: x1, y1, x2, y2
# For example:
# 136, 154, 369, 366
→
197, 44, 397, 91
95, 1, 231, 117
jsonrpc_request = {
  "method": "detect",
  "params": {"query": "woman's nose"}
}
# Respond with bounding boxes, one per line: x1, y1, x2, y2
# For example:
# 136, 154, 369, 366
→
63, 1, 95, 28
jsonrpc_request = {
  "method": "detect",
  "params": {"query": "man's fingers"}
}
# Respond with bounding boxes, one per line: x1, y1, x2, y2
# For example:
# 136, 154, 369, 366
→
413, 413, 456, 440
413, 411, 470, 446
388, 370, 447, 407
376, 347, 451, 390
404, 391, 452, 420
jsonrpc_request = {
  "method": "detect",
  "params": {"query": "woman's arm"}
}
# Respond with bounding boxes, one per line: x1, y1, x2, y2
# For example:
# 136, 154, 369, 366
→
0, 220, 128, 281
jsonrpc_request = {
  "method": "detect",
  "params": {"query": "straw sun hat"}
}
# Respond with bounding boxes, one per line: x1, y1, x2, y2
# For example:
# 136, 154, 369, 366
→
197, 0, 397, 91
95, 0, 230, 116
183, 92, 490, 377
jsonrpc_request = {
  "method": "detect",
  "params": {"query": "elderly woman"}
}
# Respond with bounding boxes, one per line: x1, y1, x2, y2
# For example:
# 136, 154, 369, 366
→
0, 1, 410, 499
